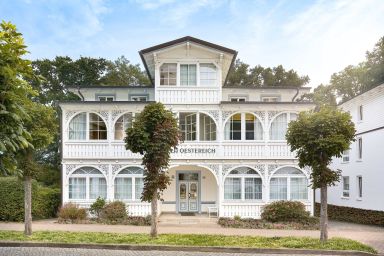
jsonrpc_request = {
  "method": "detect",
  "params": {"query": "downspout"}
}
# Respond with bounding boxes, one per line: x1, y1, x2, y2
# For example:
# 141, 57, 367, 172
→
77, 86, 84, 101
292, 87, 300, 102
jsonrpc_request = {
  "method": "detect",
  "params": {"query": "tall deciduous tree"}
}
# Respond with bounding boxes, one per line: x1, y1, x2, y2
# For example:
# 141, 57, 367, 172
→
125, 103, 180, 237
286, 107, 355, 242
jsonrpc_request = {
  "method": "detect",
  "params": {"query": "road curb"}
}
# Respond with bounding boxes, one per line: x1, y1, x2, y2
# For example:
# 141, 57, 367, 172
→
0, 241, 376, 255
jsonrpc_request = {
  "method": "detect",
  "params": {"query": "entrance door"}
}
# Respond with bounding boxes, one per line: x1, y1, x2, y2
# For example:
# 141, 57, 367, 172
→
178, 172, 199, 212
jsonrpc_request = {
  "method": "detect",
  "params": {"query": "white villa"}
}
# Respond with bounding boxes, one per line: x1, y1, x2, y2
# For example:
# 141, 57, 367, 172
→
318, 83, 384, 212
60, 36, 315, 218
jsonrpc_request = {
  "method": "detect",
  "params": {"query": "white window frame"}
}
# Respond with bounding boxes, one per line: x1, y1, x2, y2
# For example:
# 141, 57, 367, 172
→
199, 63, 217, 86
160, 63, 177, 86
98, 95, 115, 101
229, 97, 247, 102
225, 113, 263, 141
270, 170, 308, 201
224, 168, 262, 201
358, 105, 363, 121
357, 175, 363, 199
130, 96, 148, 102
179, 112, 216, 142
342, 176, 350, 198
68, 112, 107, 141
68, 168, 107, 201
114, 167, 144, 201
269, 112, 297, 141
342, 149, 350, 163
261, 96, 280, 102
180, 63, 197, 86
357, 137, 363, 160
114, 112, 135, 141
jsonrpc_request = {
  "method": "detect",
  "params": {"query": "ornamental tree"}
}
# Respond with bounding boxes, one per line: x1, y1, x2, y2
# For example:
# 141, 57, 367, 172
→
286, 107, 355, 242
125, 102, 180, 237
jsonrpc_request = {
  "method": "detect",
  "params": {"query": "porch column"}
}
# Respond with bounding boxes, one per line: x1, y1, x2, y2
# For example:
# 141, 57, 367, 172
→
107, 164, 114, 201
218, 164, 224, 217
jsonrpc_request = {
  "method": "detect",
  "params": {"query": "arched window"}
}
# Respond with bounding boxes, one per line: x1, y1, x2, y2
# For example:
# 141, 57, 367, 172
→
69, 167, 107, 200
114, 167, 144, 201
179, 112, 216, 141
68, 112, 107, 140
270, 167, 308, 201
114, 113, 133, 140
269, 113, 297, 140
224, 113, 263, 140
224, 167, 262, 200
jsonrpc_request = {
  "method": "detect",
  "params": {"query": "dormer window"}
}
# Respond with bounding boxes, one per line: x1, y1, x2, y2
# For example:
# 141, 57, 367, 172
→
230, 97, 246, 102
98, 96, 114, 101
160, 63, 177, 86
200, 64, 217, 86
180, 64, 197, 86
261, 96, 279, 102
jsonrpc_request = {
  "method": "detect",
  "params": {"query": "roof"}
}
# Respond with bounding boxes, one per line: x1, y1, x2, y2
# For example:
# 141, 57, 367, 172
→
221, 101, 315, 105
223, 86, 311, 90
339, 81, 384, 105
139, 36, 238, 86
67, 85, 154, 89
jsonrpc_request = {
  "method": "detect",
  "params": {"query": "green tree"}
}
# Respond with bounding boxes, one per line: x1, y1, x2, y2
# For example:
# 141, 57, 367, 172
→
125, 103, 180, 237
226, 59, 309, 87
298, 84, 337, 109
286, 107, 355, 242
0, 21, 34, 174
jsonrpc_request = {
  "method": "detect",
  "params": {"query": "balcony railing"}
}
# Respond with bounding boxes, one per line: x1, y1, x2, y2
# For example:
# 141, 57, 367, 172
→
63, 141, 296, 159
156, 87, 220, 104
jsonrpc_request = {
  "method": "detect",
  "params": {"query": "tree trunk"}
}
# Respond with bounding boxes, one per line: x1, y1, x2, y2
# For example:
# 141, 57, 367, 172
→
24, 175, 32, 236
320, 185, 328, 242
150, 190, 158, 238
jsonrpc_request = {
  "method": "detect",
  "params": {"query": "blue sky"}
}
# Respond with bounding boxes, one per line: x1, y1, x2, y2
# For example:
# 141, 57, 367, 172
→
1, 0, 384, 88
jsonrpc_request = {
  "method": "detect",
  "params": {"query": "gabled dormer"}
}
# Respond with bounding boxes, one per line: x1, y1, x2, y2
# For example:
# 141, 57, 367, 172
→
139, 36, 237, 104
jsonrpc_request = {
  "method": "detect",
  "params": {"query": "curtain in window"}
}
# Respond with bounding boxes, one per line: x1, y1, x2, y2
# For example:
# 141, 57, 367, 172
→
114, 178, 132, 200
244, 178, 262, 199
225, 114, 241, 140
290, 177, 308, 200
270, 114, 287, 140
114, 113, 133, 140
69, 177, 86, 199
224, 178, 241, 199
69, 113, 86, 140
270, 177, 287, 200
245, 114, 263, 140
89, 177, 107, 199
180, 64, 196, 86
135, 178, 144, 200
200, 64, 217, 86
199, 113, 216, 141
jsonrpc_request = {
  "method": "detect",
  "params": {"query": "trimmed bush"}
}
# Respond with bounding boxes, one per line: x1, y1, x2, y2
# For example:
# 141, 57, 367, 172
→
315, 203, 384, 226
58, 203, 87, 223
0, 177, 60, 221
89, 197, 106, 219
261, 201, 312, 223
101, 201, 127, 223
218, 217, 318, 230
123, 215, 151, 226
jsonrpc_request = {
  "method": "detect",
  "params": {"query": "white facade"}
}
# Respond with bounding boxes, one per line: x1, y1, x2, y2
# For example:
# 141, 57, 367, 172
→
60, 37, 315, 218
317, 83, 384, 211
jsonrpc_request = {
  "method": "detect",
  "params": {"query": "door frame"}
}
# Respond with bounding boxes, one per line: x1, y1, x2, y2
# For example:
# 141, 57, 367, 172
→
176, 170, 201, 213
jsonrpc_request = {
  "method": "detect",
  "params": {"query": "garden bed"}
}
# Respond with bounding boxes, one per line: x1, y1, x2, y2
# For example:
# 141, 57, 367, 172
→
218, 217, 319, 230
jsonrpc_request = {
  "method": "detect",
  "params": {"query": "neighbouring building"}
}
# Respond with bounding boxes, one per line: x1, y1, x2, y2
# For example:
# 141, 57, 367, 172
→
317, 83, 384, 212
60, 36, 315, 218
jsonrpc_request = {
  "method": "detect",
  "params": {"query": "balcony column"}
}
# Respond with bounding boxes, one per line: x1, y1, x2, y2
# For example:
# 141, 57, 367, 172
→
218, 164, 224, 217
107, 164, 114, 201
217, 110, 223, 157
62, 163, 68, 203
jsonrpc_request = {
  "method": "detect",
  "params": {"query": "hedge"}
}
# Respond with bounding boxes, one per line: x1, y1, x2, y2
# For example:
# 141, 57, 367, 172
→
315, 202, 384, 226
0, 177, 60, 221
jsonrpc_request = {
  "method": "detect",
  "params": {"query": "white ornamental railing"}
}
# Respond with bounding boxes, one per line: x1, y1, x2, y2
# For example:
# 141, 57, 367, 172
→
157, 87, 220, 104
63, 141, 296, 159
221, 202, 263, 218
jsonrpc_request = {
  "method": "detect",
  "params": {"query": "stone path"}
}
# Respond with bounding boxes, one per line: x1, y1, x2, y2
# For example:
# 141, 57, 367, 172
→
0, 219, 383, 254
0, 247, 342, 256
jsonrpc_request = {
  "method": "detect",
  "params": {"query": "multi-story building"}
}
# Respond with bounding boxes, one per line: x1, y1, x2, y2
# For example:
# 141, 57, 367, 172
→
60, 36, 315, 218
319, 83, 384, 211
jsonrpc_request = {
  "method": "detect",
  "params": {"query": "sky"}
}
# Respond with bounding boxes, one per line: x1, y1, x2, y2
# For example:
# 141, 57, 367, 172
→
1, 0, 384, 88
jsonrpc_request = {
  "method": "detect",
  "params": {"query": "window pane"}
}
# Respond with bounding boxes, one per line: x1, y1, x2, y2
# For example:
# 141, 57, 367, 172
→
114, 178, 132, 200
199, 113, 216, 141
160, 63, 177, 86
179, 112, 197, 141
69, 177, 86, 199
225, 114, 241, 140
89, 177, 107, 199
270, 178, 287, 200
290, 178, 308, 200
135, 178, 144, 200
358, 176, 363, 198
200, 64, 217, 86
342, 176, 350, 197
114, 113, 133, 140
69, 113, 86, 140
89, 113, 107, 140
270, 113, 287, 140
180, 64, 197, 86
245, 178, 262, 200
224, 178, 241, 200
245, 114, 263, 140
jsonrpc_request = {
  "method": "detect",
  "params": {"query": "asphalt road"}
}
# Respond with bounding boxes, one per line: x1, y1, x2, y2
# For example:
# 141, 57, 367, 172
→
0, 247, 344, 256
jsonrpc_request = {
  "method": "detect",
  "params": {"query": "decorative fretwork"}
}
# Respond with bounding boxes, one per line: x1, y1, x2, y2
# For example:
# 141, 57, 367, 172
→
267, 164, 283, 176
206, 164, 220, 177
94, 111, 109, 123
222, 164, 236, 180
111, 164, 124, 176
267, 111, 280, 122
65, 111, 77, 123
254, 111, 266, 122
253, 164, 266, 176
222, 111, 236, 122
97, 164, 109, 176
111, 110, 125, 123
206, 110, 220, 123
65, 164, 77, 175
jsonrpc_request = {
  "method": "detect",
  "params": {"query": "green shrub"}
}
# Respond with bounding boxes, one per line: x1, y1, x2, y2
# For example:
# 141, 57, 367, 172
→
315, 203, 384, 226
123, 215, 151, 226
89, 197, 106, 219
0, 177, 60, 221
102, 201, 127, 223
218, 217, 318, 230
261, 201, 311, 223
58, 203, 87, 223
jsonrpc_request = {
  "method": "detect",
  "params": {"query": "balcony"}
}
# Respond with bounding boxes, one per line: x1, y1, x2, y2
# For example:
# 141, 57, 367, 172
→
63, 141, 296, 159
156, 87, 220, 104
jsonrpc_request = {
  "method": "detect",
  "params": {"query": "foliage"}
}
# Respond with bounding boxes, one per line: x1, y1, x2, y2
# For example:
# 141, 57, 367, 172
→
57, 203, 87, 224
101, 201, 127, 223
0, 21, 36, 174
0, 177, 60, 221
286, 107, 355, 189
89, 197, 106, 219
0, 231, 376, 254
315, 203, 384, 227
261, 201, 313, 223
226, 59, 310, 87
125, 102, 180, 202
122, 215, 151, 226
298, 84, 337, 109
218, 217, 318, 230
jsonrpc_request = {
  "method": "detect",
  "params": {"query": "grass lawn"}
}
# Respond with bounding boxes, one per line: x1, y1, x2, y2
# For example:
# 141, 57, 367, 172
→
0, 231, 377, 254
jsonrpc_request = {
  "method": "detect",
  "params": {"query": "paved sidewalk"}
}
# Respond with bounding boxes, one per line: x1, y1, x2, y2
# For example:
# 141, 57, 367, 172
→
0, 219, 383, 254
